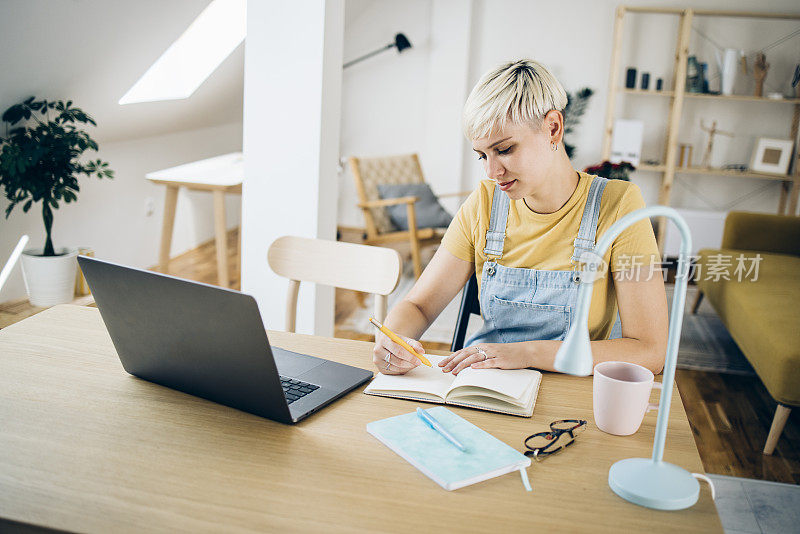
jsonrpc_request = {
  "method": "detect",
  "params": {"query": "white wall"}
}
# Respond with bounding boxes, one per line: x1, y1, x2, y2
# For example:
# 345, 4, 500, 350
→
241, 0, 343, 336
339, 0, 433, 227
1, 122, 243, 303
338, 0, 800, 232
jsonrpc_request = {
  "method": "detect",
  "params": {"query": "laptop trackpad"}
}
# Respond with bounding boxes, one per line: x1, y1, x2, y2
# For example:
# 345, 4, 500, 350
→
272, 346, 325, 377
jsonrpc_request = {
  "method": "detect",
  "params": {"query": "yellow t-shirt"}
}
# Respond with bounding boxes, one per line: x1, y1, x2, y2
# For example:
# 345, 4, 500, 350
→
442, 172, 660, 340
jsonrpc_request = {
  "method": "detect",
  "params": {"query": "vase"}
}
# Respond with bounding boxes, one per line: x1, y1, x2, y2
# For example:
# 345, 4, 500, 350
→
21, 248, 78, 306
715, 48, 739, 96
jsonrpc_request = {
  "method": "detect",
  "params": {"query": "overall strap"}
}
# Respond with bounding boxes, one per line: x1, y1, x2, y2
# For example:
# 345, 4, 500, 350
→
571, 176, 609, 263
483, 185, 510, 259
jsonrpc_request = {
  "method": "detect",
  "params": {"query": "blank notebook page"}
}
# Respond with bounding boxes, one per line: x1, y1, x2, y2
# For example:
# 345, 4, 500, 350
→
366, 354, 453, 398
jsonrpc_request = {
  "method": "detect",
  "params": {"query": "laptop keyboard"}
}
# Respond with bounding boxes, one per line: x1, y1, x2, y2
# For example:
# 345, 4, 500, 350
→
279, 376, 320, 404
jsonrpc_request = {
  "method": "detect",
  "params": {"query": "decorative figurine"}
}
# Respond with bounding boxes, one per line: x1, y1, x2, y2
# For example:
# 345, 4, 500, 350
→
641, 72, 650, 90
626, 68, 637, 89
753, 52, 769, 97
678, 144, 693, 168
701, 63, 710, 93
656, 78, 664, 91
686, 56, 703, 93
700, 120, 734, 168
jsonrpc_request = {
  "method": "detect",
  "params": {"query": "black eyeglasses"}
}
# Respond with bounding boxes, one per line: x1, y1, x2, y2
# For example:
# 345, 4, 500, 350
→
523, 419, 587, 461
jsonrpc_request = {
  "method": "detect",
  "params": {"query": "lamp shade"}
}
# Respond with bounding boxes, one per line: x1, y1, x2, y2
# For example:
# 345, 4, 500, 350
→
394, 33, 412, 52
553, 284, 593, 376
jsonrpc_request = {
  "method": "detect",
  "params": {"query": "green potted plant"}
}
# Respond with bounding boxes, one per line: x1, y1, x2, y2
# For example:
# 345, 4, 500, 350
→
0, 97, 113, 306
584, 160, 635, 181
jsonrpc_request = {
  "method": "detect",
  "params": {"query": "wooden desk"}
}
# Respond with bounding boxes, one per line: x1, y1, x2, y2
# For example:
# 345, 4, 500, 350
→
146, 153, 243, 288
0, 306, 722, 533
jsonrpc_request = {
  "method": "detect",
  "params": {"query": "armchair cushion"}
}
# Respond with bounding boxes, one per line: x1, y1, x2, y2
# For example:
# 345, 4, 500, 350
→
377, 183, 453, 231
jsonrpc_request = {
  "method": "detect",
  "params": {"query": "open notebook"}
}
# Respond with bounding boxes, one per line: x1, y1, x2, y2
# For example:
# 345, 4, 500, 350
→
364, 354, 541, 417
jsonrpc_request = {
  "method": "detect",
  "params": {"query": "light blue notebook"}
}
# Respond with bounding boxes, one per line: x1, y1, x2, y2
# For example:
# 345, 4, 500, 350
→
367, 406, 531, 491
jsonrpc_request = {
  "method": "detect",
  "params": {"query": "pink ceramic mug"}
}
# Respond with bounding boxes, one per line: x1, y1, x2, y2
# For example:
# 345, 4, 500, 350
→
593, 361, 662, 436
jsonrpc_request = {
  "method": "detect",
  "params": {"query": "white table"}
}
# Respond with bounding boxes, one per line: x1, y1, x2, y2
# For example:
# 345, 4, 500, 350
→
146, 152, 243, 287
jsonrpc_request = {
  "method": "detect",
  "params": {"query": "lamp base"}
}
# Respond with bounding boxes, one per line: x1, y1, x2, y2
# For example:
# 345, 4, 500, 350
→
608, 458, 699, 510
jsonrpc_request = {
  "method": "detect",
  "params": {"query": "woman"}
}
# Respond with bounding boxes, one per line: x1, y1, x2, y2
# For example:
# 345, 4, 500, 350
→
372, 59, 667, 377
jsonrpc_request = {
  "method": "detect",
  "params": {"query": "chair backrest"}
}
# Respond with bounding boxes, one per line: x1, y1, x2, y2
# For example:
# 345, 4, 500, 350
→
450, 273, 481, 352
349, 153, 426, 237
267, 236, 402, 333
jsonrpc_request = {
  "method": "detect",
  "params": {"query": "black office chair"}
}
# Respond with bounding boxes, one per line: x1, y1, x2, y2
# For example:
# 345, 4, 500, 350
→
450, 273, 481, 351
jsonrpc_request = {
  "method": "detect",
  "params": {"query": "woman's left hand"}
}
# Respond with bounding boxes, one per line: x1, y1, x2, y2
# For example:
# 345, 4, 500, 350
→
438, 342, 533, 375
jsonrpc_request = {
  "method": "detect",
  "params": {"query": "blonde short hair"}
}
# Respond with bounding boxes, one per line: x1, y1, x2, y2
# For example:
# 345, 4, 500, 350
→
463, 59, 568, 140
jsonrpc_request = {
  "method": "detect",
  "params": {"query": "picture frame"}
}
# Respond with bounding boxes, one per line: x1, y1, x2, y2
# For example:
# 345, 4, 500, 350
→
750, 137, 794, 175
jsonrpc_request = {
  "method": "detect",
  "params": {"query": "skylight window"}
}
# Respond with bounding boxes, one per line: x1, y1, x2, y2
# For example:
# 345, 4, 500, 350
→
119, 0, 246, 104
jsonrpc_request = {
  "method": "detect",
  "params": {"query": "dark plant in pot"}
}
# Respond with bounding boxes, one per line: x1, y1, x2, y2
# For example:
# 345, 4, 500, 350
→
0, 97, 113, 305
584, 160, 635, 181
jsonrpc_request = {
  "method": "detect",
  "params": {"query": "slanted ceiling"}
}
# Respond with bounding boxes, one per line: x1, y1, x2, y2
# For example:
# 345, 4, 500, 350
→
0, 0, 375, 144
0, 0, 242, 144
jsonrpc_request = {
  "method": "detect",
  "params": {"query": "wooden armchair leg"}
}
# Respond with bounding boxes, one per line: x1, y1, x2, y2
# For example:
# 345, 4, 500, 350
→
405, 204, 423, 279
763, 404, 791, 455
409, 236, 422, 279
691, 289, 704, 314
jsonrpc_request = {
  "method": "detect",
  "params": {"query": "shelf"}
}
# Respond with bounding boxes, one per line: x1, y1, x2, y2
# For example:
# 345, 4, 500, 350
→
621, 88, 674, 97
607, 6, 800, 251
637, 164, 667, 172
685, 93, 800, 104
621, 89, 675, 97
621, 88, 800, 104
636, 164, 792, 181
623, 6, 800, 20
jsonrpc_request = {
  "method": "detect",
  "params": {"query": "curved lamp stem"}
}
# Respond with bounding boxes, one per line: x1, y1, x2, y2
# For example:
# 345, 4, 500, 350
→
554, 205, 699, 510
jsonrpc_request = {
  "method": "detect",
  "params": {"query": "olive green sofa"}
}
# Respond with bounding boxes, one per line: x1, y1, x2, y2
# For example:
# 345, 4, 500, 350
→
693, 211, 800, 455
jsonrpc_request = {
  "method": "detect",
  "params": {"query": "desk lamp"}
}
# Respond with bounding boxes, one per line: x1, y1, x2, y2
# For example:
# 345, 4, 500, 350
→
343, 33, 412, 69
554, 206, 699, 510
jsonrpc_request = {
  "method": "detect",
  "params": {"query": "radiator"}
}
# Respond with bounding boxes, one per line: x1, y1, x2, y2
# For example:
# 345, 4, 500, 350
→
660, 208, 728, 258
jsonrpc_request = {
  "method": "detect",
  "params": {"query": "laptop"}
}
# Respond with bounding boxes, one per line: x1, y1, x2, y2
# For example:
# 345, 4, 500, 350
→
78, 256, 373, 424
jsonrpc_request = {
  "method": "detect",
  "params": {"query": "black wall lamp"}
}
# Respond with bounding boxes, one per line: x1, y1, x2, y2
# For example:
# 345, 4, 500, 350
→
343, 33, 412, 69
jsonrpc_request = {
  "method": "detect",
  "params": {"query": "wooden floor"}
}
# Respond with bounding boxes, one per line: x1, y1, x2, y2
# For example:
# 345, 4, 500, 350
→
2, 227, 798, 484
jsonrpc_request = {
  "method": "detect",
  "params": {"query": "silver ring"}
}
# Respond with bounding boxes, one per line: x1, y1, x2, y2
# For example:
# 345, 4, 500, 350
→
475, 348, 488, 361
384, 351, 391, 363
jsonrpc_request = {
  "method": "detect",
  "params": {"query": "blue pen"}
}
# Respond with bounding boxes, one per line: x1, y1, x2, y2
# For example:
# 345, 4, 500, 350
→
416, 408, 467, 452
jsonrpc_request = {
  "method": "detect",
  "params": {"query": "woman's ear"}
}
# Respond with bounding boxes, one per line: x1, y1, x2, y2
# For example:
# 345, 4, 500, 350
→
544, 109, 564, 144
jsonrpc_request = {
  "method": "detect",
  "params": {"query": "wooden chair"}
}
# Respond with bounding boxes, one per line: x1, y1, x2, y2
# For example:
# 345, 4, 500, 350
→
349, 153, 470, 279
267, 235, 402, 333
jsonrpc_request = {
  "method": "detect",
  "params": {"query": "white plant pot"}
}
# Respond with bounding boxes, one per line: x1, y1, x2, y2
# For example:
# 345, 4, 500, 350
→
21, 248, 78, 307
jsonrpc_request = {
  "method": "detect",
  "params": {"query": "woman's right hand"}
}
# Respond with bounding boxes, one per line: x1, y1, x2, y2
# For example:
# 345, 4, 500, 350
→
372, 330, 426, 375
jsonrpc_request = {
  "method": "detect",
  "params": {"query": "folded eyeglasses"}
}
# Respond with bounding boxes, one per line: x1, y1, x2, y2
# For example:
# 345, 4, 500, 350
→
523, 419, 587, 460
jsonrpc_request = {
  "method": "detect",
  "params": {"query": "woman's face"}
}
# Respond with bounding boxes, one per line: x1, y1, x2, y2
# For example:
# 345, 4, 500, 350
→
471, 115, 559, 200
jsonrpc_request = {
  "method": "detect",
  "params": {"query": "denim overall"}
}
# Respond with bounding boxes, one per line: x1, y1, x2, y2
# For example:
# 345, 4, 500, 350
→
465, 176, 621, 346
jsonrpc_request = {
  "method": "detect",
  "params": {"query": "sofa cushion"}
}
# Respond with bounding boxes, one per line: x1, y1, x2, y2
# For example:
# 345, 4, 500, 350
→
697, 249, 800, 406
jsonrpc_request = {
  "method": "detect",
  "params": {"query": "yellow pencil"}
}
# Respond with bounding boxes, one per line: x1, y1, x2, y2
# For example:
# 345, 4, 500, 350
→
368, 317, 432, 367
